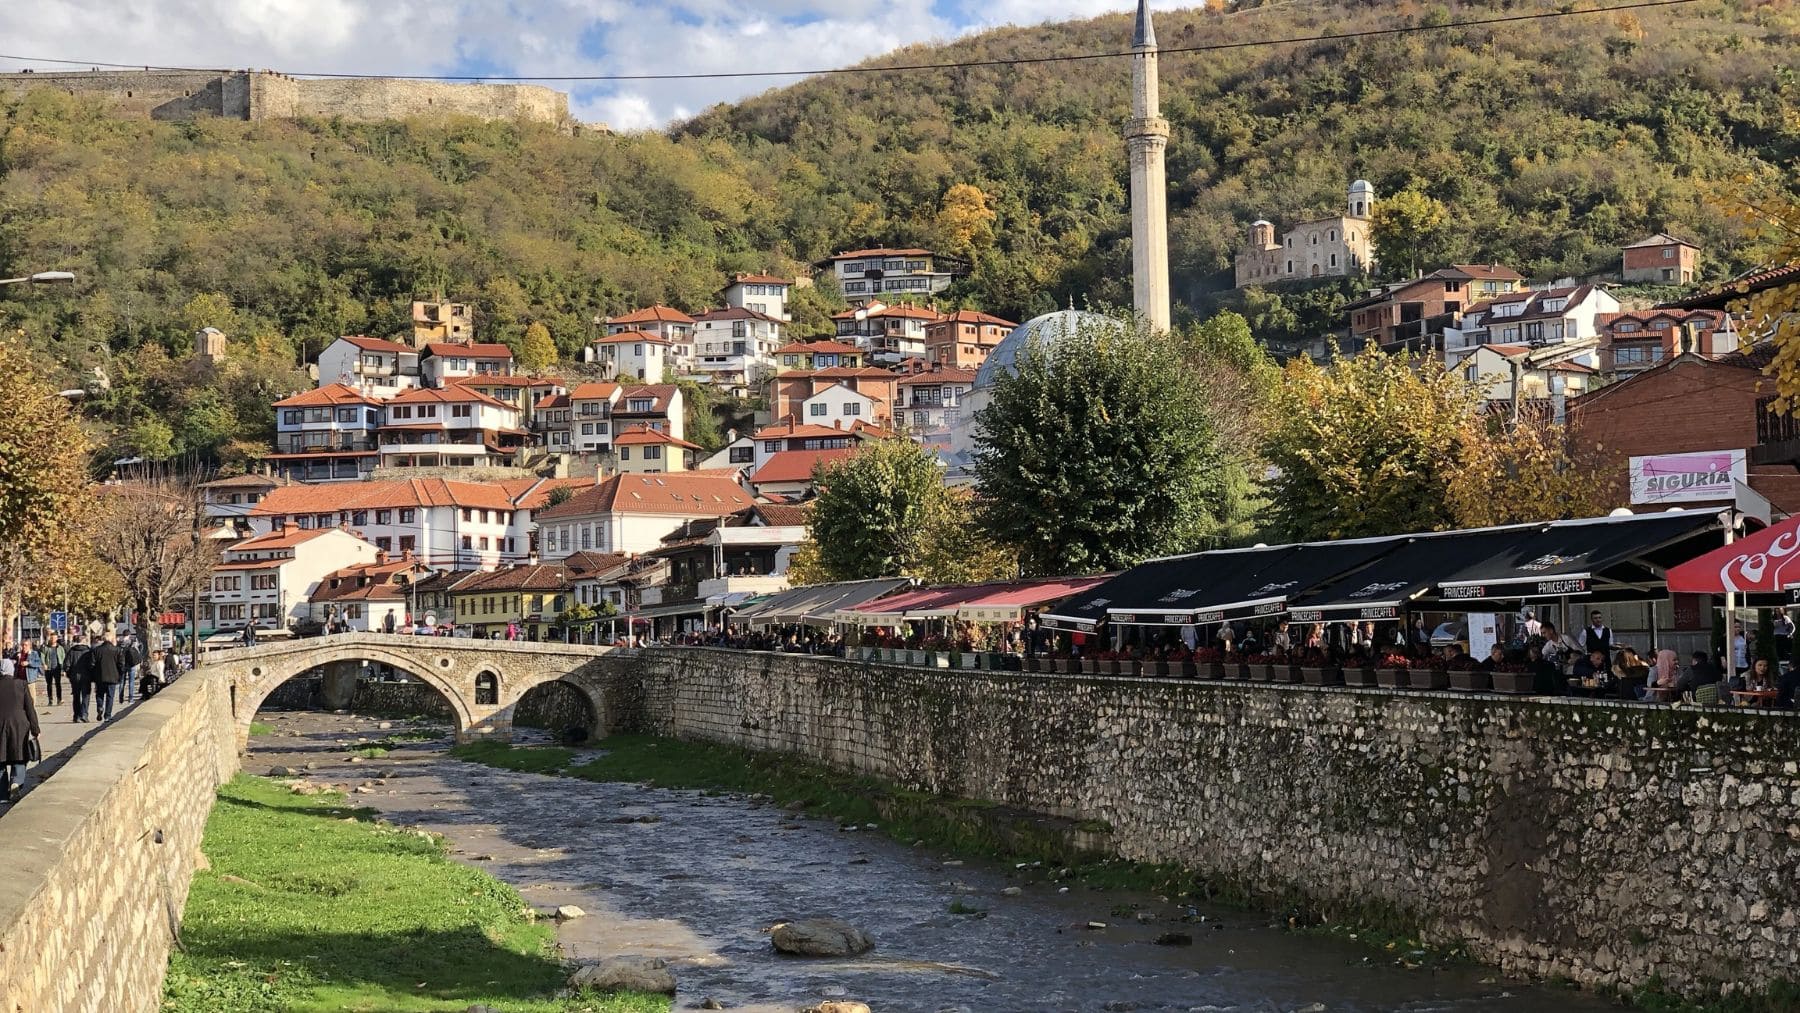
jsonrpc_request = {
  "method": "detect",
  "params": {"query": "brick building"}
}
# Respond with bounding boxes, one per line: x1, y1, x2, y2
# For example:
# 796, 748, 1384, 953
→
1622, 233, 1699, 285
1344, 264, 1524, 351
1568, 346, 1800, 513
1594, 308, 1734, 376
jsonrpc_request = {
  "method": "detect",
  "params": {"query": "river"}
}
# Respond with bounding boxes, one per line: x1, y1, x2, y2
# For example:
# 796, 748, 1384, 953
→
248, 711, 1619, 1013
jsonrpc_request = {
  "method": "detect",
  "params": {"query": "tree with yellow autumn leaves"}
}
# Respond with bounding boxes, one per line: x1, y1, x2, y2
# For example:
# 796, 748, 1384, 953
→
0, 340, 99, 638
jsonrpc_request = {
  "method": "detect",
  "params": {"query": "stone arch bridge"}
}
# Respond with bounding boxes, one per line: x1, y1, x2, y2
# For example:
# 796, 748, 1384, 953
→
200, 634, 635, 750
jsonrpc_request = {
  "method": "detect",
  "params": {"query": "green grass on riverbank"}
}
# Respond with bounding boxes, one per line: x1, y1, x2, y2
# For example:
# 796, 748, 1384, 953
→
164, 774, 669, 1013
247, 721, 274, 737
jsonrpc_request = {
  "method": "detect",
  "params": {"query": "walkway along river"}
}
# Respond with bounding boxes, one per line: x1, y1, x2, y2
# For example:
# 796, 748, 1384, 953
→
245, 711, 1620, 1013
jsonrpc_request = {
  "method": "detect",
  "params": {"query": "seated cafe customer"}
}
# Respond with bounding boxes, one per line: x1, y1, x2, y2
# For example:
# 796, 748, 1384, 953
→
1637, 649, 1680, 702
1572, 648, 1612, 691
1478, 644, 1507, 672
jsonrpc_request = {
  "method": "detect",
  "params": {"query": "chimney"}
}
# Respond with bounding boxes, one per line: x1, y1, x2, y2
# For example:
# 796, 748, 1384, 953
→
833, 418, 843, 430
528, 551, 539, 566
375, 549, 389, 565
282, 521, 299, 534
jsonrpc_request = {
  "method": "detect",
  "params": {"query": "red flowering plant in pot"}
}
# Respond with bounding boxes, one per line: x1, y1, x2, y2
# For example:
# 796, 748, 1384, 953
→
1446, 654, 1490, 692
1299, 647, 1343, 686
1375, 652, 1411, 689
1410, 653, 1450, 690
1343, 652, 1380, 687
1489, 661, 1534, 695
1243, 652, 1279, 682
1091, 649, 1125, 676
1190, 646, 1224, 679
1265, 649, 1302, 684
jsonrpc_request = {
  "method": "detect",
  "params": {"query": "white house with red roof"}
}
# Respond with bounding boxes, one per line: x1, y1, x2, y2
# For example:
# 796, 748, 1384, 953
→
534, 472, 754, 559
894, 365, 979, 433
377, 386, 526, 471
749, 446, 860, 498
749, 417, 875, 471
613, 384, 684, 442
799, 383, 878, 428
723, 274, 792, 320
834, 302, 940, 365
307, 554, 435, 633
773, 339, 864, 371
249, 477, 532, 569
532, 391, 574, 453
601, 305, 695, 358
270, 383, 386, 483
690, 306, 784, 386
317, 335, 422, 395
204, 524, 380, 638
421, 340, 515, 386
821, 247, 968, 305
1442, 285, 1619, 360
568, 381, 622, 453
584, 329, 672, 380
614, 424, 701, 474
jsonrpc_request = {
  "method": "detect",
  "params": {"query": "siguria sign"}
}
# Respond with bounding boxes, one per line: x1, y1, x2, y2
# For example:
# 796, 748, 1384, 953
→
1628, 449, 1745, 505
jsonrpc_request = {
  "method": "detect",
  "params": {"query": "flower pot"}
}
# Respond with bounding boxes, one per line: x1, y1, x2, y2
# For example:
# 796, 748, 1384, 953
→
1053, 658, 1075, 674
1079, 660, 1098, 675
1268, 664, 1301, 684
956, 653, 978, 670
1448, 669, 1490, 692
1145, 660, 1171, 677
1100, 660, 1122, 676
1195, 661, 1223, 680
1490, 671, 1534, 694
929, 652, 951, 669
1344, 666, 1378, 688
907, 650, 926, 666
1230, 662, 1252, 680
1022, 656, 1040, 672
1300, 665, 1343, 686
1375, 667, 1409, 689
1409, 668, 1449, 690
1176, 661, 1200, 679
1247, 663, 1273, 682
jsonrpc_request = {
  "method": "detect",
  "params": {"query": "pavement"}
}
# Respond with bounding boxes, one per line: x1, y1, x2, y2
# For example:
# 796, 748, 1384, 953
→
3, 681, 150, 810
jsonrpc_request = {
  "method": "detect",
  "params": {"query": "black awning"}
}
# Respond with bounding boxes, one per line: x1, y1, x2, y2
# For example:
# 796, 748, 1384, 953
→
1432, 512, 1723, 603
1284, 527, 1532, 619
1105, 545, 1294, 625
1166, 537, 1407, 622
1039, 552, 1213, 631
734, 577, 915, 626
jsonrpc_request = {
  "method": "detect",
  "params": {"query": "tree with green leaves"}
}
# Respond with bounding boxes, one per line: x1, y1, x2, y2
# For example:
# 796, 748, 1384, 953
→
1369, 188, 1452, 279
972, 310, 1234, 575
517, 321, 558, 373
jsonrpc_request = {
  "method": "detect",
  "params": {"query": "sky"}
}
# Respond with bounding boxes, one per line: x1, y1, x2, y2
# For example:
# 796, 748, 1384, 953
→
0, 0, 1176, 131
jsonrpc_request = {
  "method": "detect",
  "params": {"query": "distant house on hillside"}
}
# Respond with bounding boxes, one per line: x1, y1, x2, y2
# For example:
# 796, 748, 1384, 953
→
1344, 264, 1525, 352
820, 248, 968, 306
1622, 233, 1699, 285
411, 300, 473, 347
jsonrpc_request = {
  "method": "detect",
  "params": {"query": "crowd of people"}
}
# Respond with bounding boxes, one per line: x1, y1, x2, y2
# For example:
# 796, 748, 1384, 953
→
0, 627, 186, 805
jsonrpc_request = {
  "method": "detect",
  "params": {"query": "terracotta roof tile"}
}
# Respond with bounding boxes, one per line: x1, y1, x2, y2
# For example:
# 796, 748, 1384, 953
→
228, 524, 338, 551
692, 306, 785, 325
828, 247, 935, 259
534, 473, 751, 521
274, 383, 386, 408
252, 478, 517, 516
340, 335, 415, 354
731, 273, 790, 285
774, 340, 863, 357
570, 382, 621, 402
614, 424, 700, 449
608, 305, 695, 325
896, 367, 978, 385
590, 329, 673, 345
423, 341, 513, 358
389, 386, 513, 410
929, 309, 1016, 327
751, 448, 859, 484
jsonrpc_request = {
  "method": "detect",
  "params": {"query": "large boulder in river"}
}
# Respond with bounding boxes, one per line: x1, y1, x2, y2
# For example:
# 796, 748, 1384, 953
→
770, 917, 875, 957
803, 1003, 873, 1013
568, 956, 676, 994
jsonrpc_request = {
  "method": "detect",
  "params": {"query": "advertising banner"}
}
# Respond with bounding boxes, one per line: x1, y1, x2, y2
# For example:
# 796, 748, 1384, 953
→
1629, 449, 1745, 505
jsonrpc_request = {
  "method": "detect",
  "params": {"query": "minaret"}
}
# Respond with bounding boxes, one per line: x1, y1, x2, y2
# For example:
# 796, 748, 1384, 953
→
1125, 0, 1171, 333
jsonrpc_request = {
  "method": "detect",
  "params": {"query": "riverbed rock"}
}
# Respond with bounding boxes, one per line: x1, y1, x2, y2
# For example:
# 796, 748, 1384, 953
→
696, 998, 726, 1010
268, 765, 296, 776
568, 956, 676, 994
556, 904, 587, 920
801, 1003, 871, 1013
1153, 931, 1193, 946
771, 917, 874, 957
1001, 887, 1023, 897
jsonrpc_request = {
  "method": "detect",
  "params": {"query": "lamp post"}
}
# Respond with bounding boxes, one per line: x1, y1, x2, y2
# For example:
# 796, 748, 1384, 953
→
0, 271, 76, 287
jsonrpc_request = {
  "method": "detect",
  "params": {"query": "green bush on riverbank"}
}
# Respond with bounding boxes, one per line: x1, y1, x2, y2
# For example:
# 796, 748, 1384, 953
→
164, 774, 669, 1013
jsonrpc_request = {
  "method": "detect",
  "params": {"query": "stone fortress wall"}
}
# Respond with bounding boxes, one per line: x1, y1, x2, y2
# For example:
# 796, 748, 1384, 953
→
0, 69, 570, 127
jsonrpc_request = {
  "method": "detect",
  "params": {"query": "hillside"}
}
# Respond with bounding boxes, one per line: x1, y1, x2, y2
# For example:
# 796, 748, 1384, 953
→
1, 0, 1797, 460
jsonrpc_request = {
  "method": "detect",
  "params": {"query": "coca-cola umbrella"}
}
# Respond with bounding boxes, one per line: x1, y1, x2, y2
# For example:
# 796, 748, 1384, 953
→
1667, 513, 1800, 595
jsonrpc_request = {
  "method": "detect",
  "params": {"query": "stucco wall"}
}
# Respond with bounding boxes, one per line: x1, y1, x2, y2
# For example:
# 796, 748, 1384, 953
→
0, 675, 235, 1013
632, 648, 1800, 998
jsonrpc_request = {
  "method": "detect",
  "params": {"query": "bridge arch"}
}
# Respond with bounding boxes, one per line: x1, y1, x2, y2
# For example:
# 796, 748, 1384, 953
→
208, 634, 621, 751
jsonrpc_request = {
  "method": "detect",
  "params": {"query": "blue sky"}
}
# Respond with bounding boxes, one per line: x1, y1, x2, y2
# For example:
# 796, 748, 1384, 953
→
0, 0, 1173, 130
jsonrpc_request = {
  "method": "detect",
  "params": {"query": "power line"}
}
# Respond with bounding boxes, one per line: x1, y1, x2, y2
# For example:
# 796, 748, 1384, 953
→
0, 0, 1705, 85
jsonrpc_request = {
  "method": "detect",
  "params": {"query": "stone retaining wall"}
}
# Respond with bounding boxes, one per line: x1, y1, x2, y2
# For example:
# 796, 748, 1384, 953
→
633, 648, 1800, 998
0, 674, 235, 1012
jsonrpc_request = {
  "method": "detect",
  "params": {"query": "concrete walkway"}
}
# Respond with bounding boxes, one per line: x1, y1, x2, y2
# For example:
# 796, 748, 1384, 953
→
3, 682, 149, 810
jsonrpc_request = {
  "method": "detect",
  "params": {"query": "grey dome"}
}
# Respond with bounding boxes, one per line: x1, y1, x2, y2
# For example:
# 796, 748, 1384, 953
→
1349, 178, 1375, 192
972, 309, 1119, 389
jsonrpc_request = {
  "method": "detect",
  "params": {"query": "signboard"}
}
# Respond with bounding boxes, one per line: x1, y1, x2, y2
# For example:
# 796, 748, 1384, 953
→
1359, 606, 1399, 620
1468, 613, 1499, 659
1630, 449, 1746, 505
1442, 585, 1489, 601
1288, 609, 1324, 623
1443, 578, 1588, 600
1112, 612, 1194, 625
48, 611, 66, 633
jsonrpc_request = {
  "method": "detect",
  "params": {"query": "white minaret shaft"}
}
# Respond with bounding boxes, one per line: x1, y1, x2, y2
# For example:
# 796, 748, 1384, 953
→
1126, 0, 1171, 333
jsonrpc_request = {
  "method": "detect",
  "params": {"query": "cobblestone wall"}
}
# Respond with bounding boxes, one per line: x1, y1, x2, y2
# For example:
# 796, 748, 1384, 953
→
632, 648, 1800, 999
0, 675, 234, 1013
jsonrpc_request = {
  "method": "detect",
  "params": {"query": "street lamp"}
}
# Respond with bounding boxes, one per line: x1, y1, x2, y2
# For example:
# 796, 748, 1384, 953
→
0, 271, 76, 286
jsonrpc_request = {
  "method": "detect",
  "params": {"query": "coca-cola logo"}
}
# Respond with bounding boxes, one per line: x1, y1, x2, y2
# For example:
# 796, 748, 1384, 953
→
1719, 528, 1800, 592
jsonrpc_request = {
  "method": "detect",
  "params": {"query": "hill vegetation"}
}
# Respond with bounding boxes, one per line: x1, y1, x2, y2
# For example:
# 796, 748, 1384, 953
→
0, 0, 1797, 461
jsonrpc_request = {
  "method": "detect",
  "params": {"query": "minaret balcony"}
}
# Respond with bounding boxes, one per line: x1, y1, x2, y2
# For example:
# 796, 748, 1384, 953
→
1123, 115, 1169, 140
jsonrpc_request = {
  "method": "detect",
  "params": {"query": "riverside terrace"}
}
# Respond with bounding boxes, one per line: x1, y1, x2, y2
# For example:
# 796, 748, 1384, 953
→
700, 510, 1800, 706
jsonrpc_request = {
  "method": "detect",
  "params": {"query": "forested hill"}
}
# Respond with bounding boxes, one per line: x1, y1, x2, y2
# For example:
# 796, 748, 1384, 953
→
0, 0, 1797, 461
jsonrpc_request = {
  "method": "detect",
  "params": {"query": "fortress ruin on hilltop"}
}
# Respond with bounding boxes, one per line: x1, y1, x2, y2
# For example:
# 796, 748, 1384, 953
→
0, 69, 574, 128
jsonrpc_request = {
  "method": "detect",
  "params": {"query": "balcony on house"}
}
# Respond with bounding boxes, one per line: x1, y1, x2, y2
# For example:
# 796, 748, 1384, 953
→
698, 573, 789, 598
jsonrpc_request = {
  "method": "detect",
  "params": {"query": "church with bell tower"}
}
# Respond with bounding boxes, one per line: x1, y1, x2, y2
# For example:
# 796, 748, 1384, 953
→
1233, 180, 1380, 288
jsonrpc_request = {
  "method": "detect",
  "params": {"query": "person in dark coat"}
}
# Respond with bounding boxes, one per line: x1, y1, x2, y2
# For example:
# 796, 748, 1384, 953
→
66, 638, 94, 722
91, 632, 125, 722
0, 658, 40, 802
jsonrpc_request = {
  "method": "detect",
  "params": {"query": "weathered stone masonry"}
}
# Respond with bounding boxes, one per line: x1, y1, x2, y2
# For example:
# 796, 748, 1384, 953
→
634, 648, 1800, 997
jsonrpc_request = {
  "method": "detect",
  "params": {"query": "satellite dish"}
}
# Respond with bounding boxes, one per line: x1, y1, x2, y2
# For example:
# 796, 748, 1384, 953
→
1609, 507, 1634, 517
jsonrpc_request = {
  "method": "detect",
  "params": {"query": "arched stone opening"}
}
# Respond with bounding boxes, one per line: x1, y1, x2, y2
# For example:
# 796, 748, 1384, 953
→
512, 680, 599, 744
474, 671, 500, 706
235, 648, 477, 751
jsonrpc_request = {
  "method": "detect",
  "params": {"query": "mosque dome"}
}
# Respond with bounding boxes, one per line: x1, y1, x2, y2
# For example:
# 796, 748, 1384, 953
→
971, 308, 1120, 390
1349, 178, 1375, 193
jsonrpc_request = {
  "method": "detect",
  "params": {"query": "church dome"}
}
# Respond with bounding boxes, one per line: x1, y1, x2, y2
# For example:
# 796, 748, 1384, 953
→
971, 308, 1119, 390
1349, 178, 1375, 192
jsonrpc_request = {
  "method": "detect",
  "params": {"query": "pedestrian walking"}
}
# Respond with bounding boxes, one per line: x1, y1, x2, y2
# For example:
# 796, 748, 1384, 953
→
17, 638, 39, 706
38, 632, 67, 708
67, 637, 93, 723
163, 648, 179, 684
0, 658, 40, 803
117, 635, 139, 705
91, 632, 125, 722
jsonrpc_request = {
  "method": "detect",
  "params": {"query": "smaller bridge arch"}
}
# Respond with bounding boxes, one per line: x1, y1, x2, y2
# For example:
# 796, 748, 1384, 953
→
200, 634, 625, 751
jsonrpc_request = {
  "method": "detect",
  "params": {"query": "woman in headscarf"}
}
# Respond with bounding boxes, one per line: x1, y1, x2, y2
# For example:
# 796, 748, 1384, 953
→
0, 657, 40, 803
1638, 648, 1680, 702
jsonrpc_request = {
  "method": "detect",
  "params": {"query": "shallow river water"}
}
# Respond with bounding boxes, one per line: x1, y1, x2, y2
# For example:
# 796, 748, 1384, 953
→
249, 712, 1618, 1013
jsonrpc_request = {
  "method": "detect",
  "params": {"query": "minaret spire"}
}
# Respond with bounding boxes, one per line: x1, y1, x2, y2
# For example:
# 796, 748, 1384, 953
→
1125, 0, 1171, 332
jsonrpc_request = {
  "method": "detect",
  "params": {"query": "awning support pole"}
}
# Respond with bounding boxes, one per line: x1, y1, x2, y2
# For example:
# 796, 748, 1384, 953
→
1723, 513, 1738, 673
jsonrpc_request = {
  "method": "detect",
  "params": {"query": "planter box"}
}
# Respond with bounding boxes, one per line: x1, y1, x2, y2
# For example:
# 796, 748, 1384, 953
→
1099, 660, 1122, 676
1145, 660, 1172, 677
906, 650, 926, 666
1408, 668, 1449, 691
1300, 665, 1343, 686
1344, 667, 1379, 688
1052, 658, 1075, 674
1268, 664, 1302, 684
1490, 670, 1534, 694
1375, 667, 1409, 689
955, 653, 978, 670
1175, 661, 1200, 679
1448, 669, 1490, 692
1230, 662, 1252, 680
1079, 660, 1099, 675
928, 652, 951, 669
1247, 663, 1273, 682
1195, 661, 1224, 680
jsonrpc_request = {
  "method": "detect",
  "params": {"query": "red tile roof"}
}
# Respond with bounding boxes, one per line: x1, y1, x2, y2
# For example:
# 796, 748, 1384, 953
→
570, 382, 621, 402
498, 476, 593, 510
534, 473, 752, 521
831, 304, 940, 321
228, 524, 338, 551
693, 306, 784, 325
810, 366, 897, 379
534, 393, 570, 409
423, 342, 513, 359
614, 424, 700, 449
930, 309, 1016, 327
828, 248, 935, 259
340, 335, 414, 354
608, 305, 695, 325
1450, 264, 1526, 282
753, 420, 857, 440
389, 386, 513, 410
1624, 232, 1697, 250
590, 329, 672, 345
449, 374, 543, 388
252, 478, 517, 515
896, 367, 978, 385
751, 502, 810, 526
617, 384, 678, 413
456, 563, 574, 593
274, 382, 385, 408
751, 448, 859, 485
731, 273, 790, 285
774, 340, 862, 357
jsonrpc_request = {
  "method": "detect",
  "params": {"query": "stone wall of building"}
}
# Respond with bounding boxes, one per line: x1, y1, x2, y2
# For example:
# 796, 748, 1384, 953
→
632, 648, 1800, 998
0, 674, 235, 1013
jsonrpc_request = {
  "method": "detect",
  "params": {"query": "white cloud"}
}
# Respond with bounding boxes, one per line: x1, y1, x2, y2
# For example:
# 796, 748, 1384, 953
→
0, 0, 1187, 128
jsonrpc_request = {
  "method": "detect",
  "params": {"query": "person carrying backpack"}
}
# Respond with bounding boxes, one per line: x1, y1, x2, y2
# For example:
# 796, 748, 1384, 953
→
66, 637, 95, 723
